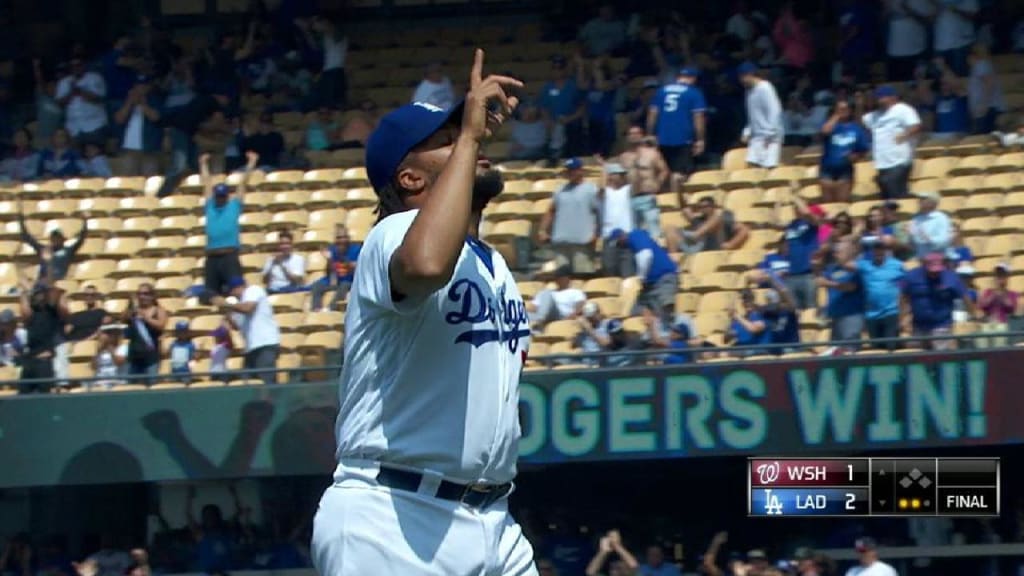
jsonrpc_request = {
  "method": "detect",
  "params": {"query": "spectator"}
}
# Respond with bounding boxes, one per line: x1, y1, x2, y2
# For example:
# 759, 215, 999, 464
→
837, 0, 876, 82
883, 0, 930, 81
0, 309, 26, 368
902, 251, 975, 350
0, 127, 40, 182
113, 75, 163, 176
947, 221, 973, 264
638, 543, 680, 576
243, 112, 285, 170
262, 229, 307, 294
64, 284, 106, 344
725, 1, 761, 45
930, 0, 979, 76
209, 325, 232, 382
647, 67, 706, 182
598, 163, 635, 276
92, 323, 128, 389
102, 36, 142, 114
626, 80, 660, 128
779, 191, 823, 310
80, 143, 113, 178
574, 302, 611, 364
773, 1, 814, 72
860, 205, 897, 247
783, 91, 820, 148
312, 17, 349, 109
578, 55, 620, 157
618, 128, 668, 238
856, 237, 905, 350
305, 106, 338, 152
310, 224, 360, 311
585, 530, 639, 576
527, 262, 587, 330
908, 191, 952, 259
168, 320, 197, 380
645, 314, 700, 365
17, 199, 89, 284
816, 211, 855, 264
671, 195, 749, 254
18, 282, 68, 394
819, 99, 870, 203
539, 55, 585, 159
32, 59, 64, 145
578, 4, 627, 57
967, 42, 1005, 134
845, 538, 897, 576
85, 535, 133, 576
201, 151, 258, 299
992, 117, 1024, 148
185, 488, 238, 573
163, 55, 197, 111
157, 86, 235, 197
819, 239, 865, 347
219, 276, 281, 385
39, 128, 82, 178
508, 101, 548, 161
738, 62, 784, 168
609, 228, 678, 322
55, 55, 108, 146
979, 263, 1017, 324
538, 158, 600, 275
337, 99, 379, 148
411, 62, 456, 111
121, 282, 169, 383
863, 86, 922, 200
760, 271, 801, 354
927, 60, 970, 139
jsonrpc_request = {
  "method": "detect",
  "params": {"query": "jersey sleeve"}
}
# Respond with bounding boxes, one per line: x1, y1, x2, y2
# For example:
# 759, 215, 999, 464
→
692, 88, 707, 112
900, 103, 922, 127
353, 210, 430, 315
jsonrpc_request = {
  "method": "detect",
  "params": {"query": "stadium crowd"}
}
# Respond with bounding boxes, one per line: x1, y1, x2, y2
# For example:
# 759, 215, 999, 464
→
0, 1, 1021, 391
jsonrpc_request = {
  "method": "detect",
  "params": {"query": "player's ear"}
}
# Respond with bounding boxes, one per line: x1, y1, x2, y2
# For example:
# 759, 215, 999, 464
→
395, 165, 429, 199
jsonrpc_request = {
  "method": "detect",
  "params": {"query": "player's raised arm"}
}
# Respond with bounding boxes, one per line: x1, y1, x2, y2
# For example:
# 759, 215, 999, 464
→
199, 154, 213, 200
390, 49, 521, 300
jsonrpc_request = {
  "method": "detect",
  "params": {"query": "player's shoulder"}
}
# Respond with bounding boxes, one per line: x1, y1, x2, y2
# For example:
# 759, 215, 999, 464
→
365, 209, 418, 247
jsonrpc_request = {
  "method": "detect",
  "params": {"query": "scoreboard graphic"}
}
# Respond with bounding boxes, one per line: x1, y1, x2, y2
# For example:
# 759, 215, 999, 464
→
748, 457, 999, 518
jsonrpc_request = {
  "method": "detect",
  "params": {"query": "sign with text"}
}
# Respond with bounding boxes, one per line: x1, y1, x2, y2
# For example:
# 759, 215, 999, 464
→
0, 349, 1021, 487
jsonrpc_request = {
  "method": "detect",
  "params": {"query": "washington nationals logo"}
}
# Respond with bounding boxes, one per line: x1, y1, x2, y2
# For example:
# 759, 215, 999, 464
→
756, 461, 781, 485
445, 279, 530, 353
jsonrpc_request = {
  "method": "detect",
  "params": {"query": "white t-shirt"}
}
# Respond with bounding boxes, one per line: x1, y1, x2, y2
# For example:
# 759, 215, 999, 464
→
845, 560, 899, 576
411, 78, 456, 111
934, 0, 978, 51
210, 343, 230, 373
232, 285, 281, 351
262, 253, 307, 292
886, 0, 930, 57
968, 59, 1006, 116
548, 288, 587, 319
323, 34, 348, 70
94, 343, 128, 387
122, 106, 145, 151
56, 72, 108, 136
335, 209, 530, 484
863, 102, 921, 169
602, 184, 634, 237
745, 79, 784, 139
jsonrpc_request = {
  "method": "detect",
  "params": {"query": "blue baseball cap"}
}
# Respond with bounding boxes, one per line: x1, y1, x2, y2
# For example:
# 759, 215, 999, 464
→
175, 320, 190, 331
679, 67, 699, 77
737, 61, 758, 76
608, 228, 627, 240
213, 183, 230, 196
563, 157, 583, 170
365, 102, 463, 194
875, 85, 898, 98
226, 276, 246, 289
607, 318, 624, 333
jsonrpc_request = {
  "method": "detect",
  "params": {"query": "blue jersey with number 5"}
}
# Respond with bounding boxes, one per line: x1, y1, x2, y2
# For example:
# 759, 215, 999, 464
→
653, 83, 706, 146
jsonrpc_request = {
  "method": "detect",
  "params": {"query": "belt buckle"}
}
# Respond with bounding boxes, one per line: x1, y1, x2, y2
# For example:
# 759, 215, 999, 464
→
460, 483, 492, 508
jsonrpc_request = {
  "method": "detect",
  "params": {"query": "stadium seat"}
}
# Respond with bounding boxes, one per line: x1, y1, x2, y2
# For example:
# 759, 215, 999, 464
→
537, 319, 579, 344
675, 292, 700, 314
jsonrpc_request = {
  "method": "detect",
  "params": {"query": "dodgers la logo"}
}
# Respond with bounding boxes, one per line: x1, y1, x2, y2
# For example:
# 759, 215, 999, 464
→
445, 279, 530, 353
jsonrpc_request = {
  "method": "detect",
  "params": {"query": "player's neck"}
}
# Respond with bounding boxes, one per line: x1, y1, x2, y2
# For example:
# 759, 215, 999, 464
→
467, 211, 483, 239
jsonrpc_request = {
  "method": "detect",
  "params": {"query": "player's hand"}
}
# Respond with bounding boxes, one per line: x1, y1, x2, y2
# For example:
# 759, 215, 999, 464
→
598, 536, 613, 553
537, 230, 551, 244
607, 529, 622, 546
73, 559, 98, 576
693, 139, 705, 156
712, 531, 728, 546
199, 153, 211, 167
462, 49, 523, 142
245, 150, 260, 167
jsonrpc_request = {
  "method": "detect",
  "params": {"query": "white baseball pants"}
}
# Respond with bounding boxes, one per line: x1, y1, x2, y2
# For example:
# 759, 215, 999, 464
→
312, 462, 538, 576
746, 136, 782, 168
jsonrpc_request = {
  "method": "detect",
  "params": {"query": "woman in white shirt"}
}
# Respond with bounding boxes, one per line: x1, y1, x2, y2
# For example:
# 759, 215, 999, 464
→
93, 324, 127, 390
967, 42, 1005, 134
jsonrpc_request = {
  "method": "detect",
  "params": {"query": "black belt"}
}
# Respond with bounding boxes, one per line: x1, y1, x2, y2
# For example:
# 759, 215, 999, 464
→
376, 467, 512, 510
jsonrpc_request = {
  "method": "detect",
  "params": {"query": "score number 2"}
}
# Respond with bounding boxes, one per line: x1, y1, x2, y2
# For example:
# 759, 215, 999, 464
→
846, 493, 855, 510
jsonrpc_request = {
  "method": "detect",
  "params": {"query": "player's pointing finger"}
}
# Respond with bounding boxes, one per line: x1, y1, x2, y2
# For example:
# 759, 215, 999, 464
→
481, 75, 524, 89
470, 48, 484, 89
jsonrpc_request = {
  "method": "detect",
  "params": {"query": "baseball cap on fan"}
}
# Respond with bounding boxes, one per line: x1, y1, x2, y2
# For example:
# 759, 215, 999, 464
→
365, 101, 464, 193
855, 537, 877, 552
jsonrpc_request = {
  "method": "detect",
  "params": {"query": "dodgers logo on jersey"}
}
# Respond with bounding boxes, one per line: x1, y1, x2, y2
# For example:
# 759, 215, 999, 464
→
445, 279, 530, 353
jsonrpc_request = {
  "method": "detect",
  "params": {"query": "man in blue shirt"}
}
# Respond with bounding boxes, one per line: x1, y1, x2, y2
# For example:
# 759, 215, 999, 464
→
819, 99, 869, 203
201, 150, 258, 300
759, 272, 801, 354
901, 251, 976, 350
932, 66, 970, 138
610, 228, 678, 323
637, 544, 681, 576
728, 288, 768, 356
310, 224, 362, 311
782, 192, 823, 310
856, 238, 905, 350
819, 239, 865, 346
647, 67, 706, 181
539, 55, 585, 159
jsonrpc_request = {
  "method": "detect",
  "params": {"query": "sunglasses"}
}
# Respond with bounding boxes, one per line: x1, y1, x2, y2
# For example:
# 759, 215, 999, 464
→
138, 291, 153, 296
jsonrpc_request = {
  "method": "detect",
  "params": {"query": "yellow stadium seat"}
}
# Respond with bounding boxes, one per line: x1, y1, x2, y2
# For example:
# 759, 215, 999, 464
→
694, 312, 729, 336
942, 175, 983, 196
63, 177, 106, 198
536, 319, 579, 344
304, 310, 344, 331
913, 157, 956, 179
700, 291, 738, 313
154, 215, 201, 236
73, 259, 118, 281
673, 292, 700, 314
269, 292, 307, 313
300, 331, 343, 352
686, 251, 727, 276
109, 258, 157, 279
486, 219, 531, 242
238, 211, 272, 232
110, 277, 154, 299
995, 215, 1024, 235
582, 277, 622, 298
268, 190, 312, 212
115, 196, 160, 218
688, 271, 740, 293
721, 168, 766, 190
949, 154, 996, 176
338, 188, 377, 209
139, 235, 185, 257
102, 176, 146, 196
957, 194, 1001, 218
120, 216, 162, 237
33, 199, 78, 219
961, 216, 1000, 236
153, 257, 195, 279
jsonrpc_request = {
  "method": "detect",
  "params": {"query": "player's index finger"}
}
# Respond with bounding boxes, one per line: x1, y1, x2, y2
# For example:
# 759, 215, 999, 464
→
470, 48, 484, 87
482, 75, 524, 88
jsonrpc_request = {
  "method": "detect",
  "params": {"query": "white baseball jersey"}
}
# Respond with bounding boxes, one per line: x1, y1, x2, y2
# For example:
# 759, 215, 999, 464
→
335, 209, 531, 485
744, 79, 784, 140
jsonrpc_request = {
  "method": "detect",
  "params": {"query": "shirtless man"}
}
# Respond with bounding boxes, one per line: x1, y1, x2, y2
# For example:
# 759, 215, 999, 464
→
618, 126, 669, 239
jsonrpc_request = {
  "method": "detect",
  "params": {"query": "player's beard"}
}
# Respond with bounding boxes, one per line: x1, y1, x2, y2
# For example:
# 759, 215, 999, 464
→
471, 168, 504, 212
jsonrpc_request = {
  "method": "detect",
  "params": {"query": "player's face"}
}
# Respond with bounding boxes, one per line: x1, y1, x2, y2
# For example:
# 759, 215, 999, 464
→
835, 100, 851, 121
645, 546, 664, 566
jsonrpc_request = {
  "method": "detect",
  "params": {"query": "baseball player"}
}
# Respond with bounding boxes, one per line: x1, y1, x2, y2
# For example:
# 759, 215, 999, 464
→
311, 49, 537, 575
